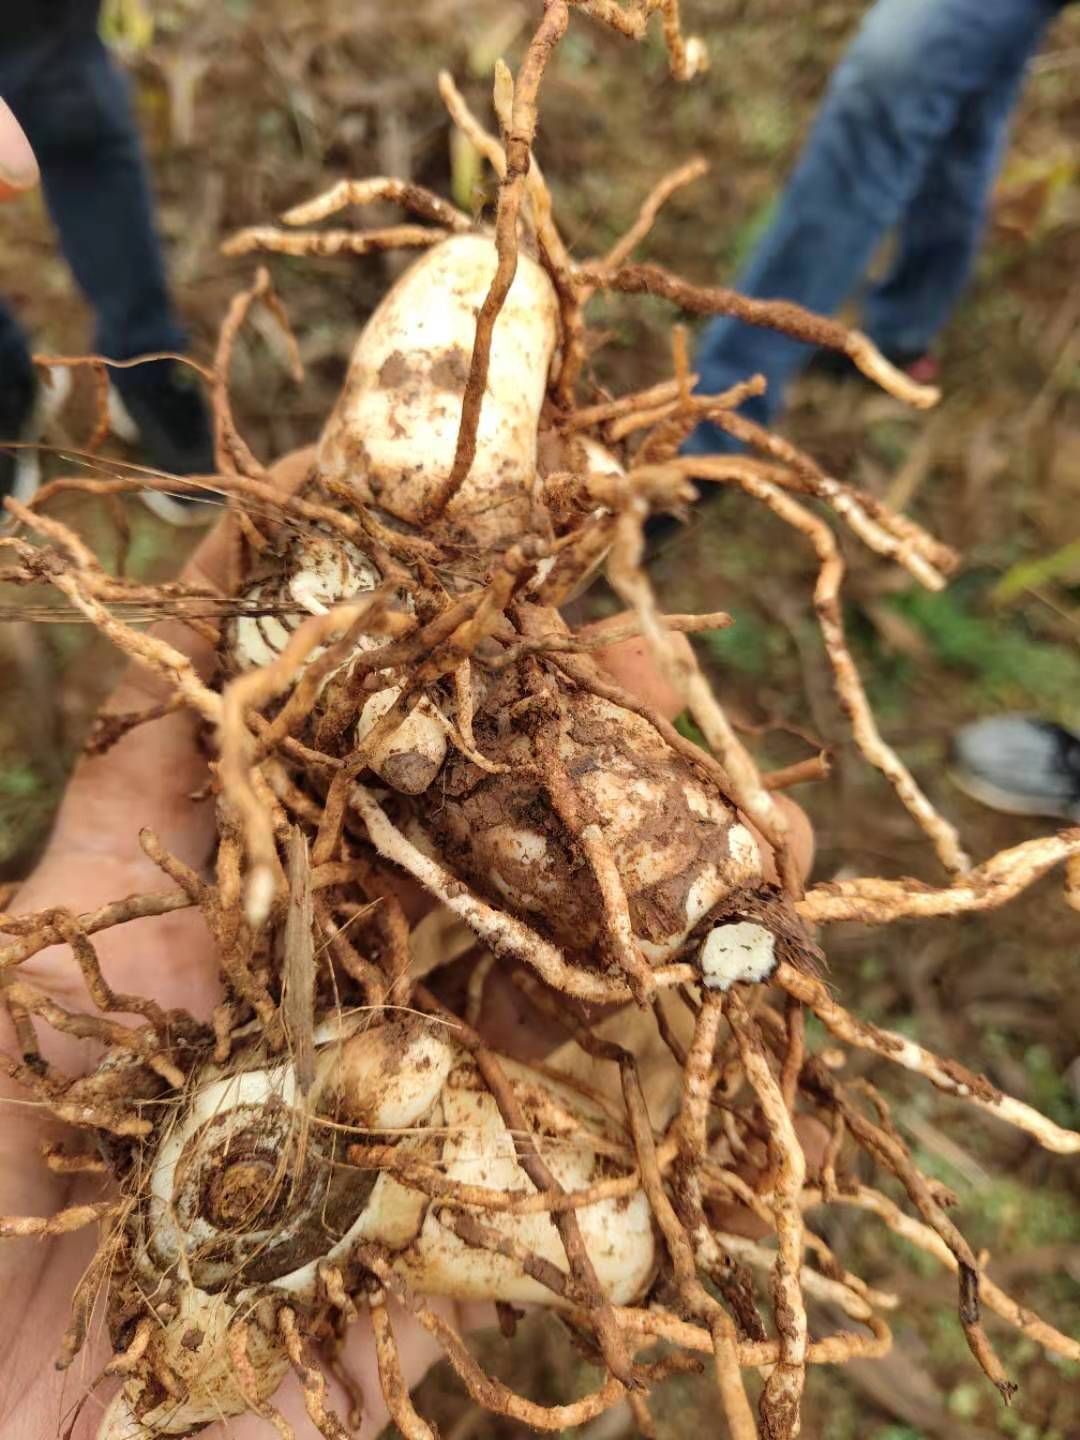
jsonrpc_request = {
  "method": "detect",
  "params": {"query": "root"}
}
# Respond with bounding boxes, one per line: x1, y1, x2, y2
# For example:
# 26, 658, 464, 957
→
222, 223, 449, 259
426, 2, 570, 521
531, 686, 657, 1004
803, 1186, 1080, 1361
283, 177, 472, 233
779, 962, 1080, 1154
367, 1286, 437, 1440
0, 890, 193, 972
212, 265, 301, 508
358, 1246, 631, 1430
609, 1305, 892, 1367
683, 458, 969, 875
279, 1306, 351, 1440
434, 1208, 570, 1299
0, 1201, 119, 1238
676, 427, 955, 587
588, 156, 708, 287
579, 262, 941, 408
802, 1060, 1014, 1401
727, 990, 807, 1438
799, 829, 1080, 925
228, 1320, 296, 1440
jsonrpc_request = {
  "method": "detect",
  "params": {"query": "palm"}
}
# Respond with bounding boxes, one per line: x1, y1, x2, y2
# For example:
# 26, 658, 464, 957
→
0, 458, 484, 1437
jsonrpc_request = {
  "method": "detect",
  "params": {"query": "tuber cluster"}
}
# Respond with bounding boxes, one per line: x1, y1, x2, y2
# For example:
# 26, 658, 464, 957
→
2, 4, 1078, 1440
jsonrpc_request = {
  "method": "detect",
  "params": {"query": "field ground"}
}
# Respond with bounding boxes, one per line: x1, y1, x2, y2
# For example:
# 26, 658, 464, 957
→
0, 3, 1078, 1436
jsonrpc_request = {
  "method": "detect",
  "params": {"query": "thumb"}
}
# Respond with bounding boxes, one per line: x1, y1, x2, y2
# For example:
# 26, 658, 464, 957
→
0, 98, 37, 200
41, 447, 316, 864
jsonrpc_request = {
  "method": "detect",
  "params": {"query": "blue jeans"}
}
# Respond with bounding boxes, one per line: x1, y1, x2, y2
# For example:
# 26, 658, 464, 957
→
0, 4, 186, 415
687, 0, 1064, 451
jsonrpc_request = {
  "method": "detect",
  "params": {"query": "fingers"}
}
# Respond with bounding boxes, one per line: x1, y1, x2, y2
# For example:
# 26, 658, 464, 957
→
590, 630, 689, 721
742, 793, 816, 888
29, 448, 316, 871
0, 98, 37, 200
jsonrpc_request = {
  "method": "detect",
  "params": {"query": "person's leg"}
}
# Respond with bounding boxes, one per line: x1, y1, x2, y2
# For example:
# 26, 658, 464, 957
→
687, 0, 1061, 449
11, 17, 214, 486
0, 305, 36, 423
17, 24, 186, 364
862, 20, 1054, 358
0, 25, 47, 496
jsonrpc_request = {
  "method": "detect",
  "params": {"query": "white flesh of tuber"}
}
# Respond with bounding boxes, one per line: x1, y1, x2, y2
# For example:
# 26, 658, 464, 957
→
700, 919, 778, 991
398, 1054, 655, 1306
356, 684, 448, 796
229, 533, 382, 676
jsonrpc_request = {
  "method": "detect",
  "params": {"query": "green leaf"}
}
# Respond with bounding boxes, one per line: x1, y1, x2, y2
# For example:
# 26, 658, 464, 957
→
990, 538, 1080, 605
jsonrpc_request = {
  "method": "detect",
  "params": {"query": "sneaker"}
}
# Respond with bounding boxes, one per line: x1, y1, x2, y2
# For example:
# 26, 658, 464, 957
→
110, 358, 219, 527
948, 715, 1080, 823
0, 365, 75, 504
644, 505, 692, 557
0, 365, 39, 503
804, 347, 940, 388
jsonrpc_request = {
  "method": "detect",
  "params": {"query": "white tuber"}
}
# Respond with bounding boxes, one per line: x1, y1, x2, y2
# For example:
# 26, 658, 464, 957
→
317, 234, 559, 548
121, 1012, 657, 1438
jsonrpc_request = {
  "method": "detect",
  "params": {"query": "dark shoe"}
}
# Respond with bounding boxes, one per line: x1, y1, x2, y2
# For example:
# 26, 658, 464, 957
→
949, 715, 1080, 822
644, 505, 693, 557
0, 366, 39, 502
804, 347, 940, 388
111, 359, 218, 527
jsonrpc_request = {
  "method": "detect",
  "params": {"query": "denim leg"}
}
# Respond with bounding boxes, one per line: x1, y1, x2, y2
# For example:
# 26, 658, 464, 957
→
862, 37, 1051, 354
687, 0, 1061, 450
13, 29, 187, 371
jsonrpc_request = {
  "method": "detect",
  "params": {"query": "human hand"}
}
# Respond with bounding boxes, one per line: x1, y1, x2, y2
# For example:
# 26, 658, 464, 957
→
0, 448, 463, 1439
0, 449, 506, 1437
0, 456, 815, 1437
0, 98, 37, 201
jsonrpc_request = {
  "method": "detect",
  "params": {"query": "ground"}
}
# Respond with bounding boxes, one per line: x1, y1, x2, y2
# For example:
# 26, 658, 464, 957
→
0, 1, 1078, 1436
